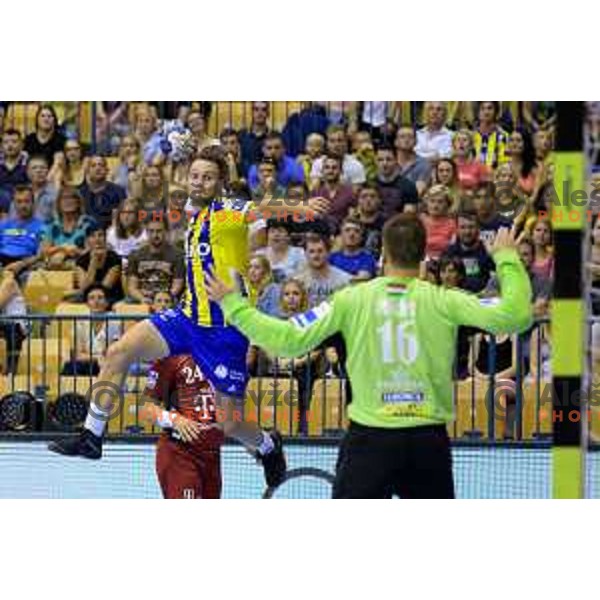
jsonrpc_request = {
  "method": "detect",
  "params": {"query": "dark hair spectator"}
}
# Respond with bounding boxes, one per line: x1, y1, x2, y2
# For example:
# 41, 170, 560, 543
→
24, 104, 66, 170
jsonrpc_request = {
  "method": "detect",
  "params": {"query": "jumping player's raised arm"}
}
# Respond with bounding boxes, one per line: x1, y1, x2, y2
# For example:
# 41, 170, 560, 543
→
214, 285, 348, 359
440, 246, 533, 334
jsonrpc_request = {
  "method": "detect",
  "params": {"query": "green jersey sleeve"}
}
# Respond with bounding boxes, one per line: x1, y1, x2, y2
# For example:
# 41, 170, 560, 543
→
441, 248, 533, 334
221, 289, 347, 358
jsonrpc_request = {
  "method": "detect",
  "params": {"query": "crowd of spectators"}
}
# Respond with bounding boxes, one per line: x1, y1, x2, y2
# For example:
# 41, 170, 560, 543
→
0, 101, 566, 414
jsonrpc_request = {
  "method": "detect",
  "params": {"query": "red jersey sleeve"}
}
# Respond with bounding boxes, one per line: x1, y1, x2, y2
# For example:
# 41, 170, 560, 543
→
143, 360, 176, 407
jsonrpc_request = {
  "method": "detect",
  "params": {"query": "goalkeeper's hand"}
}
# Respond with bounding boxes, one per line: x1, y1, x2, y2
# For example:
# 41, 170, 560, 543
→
488, 226, 526, 256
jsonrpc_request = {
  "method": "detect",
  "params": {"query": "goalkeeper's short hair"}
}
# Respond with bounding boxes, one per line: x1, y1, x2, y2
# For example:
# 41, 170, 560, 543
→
382, 213, 426, 268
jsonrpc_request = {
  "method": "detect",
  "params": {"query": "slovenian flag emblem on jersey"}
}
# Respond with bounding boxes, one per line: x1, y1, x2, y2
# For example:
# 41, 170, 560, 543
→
291, 301, 332, 329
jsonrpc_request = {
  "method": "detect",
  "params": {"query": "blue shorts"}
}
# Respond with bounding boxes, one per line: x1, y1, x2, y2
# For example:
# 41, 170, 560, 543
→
149, 307, 249, 399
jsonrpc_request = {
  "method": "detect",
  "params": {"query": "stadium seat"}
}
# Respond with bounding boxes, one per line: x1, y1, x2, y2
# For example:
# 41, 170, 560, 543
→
308, 378, 348, 436
522, 379, 552, 439
45, 376, 94, 428
208, 102, 302, 136
114, 302, 150, 332
50, 376, 96, 402
4, 103, 39, 134
16, 338, 70, 394
245, 377, 299, 436
0, 375, 38, 397
23, 270, 76, 315
451, 383, 475, 438
107, 390, 151, 435
48, 302, 90, 347
454, 380, 506, 440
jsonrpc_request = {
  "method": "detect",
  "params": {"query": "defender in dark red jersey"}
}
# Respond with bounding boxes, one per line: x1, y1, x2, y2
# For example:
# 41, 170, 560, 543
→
141, 355, 224, 499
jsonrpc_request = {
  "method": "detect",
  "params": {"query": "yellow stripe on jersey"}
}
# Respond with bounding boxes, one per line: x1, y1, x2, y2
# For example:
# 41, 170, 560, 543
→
473, 128, 509, 168
181, 198, 254, 326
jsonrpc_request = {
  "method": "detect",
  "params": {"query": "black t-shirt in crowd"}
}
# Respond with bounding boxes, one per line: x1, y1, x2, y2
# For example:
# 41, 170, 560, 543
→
76, 249, 124, 302
24, 131, 66, 168
376, 173, 419, 221
359, 213, 386, 258
78, 181, 127, 229
443, 241, 495, 293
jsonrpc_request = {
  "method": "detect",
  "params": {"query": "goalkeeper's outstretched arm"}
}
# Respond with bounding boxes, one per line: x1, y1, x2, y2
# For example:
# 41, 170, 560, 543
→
222, 294, 343, 358
206, 270, 345, 358
442, 247, 534, 335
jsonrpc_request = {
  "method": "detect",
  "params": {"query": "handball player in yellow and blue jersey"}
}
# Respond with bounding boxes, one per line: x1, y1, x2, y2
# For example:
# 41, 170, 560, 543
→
49, 146, 330, 488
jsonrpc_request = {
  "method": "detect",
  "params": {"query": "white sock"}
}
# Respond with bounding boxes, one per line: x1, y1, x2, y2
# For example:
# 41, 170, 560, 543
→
84, 405, 109, 437
257, 431, 275, 456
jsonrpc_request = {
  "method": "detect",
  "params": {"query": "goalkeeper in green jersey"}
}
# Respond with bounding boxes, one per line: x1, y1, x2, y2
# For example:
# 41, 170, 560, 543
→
205, 214, 533, 498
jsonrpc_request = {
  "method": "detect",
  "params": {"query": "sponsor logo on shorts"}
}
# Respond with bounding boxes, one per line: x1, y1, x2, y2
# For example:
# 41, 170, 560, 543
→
159, 308, 179, 321
215, 365, 229, 379
229, 369, 246, 382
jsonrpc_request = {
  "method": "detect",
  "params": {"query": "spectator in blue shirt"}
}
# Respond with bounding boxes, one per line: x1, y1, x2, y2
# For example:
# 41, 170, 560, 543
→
329, 217, 378, 282
282, 102, 330, 157
247, 132, 304, 192
250, 158, 287, 205
78, 156, 127, 229
0, 129, 29, 214
239, 101, 271, 177
0, 185, 44, 275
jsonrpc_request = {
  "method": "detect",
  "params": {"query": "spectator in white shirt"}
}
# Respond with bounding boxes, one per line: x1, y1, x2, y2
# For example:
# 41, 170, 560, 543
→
62, 284, 121, 376
310, 124, 366, 190
349, 102, 394, 144
415, 101, 454, 162
256, 220, 306, 283
106, 197, 148, 268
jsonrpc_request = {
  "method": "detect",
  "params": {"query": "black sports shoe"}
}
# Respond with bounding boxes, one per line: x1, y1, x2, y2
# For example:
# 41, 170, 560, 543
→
257, 430, 286, 488
48, 429, 103, 460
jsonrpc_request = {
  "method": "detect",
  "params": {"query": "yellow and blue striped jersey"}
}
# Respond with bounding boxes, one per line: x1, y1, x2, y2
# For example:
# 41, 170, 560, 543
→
180, 197, 255, 326
473, 127, 510, 168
